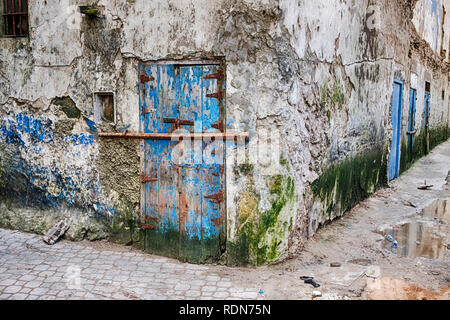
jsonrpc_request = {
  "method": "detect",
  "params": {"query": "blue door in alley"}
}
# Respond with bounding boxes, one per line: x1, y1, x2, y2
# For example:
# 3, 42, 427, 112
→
139, 62, 226, 263
389, 79, 403, 181
424, 91, 431, 154
407, 88, 417, 157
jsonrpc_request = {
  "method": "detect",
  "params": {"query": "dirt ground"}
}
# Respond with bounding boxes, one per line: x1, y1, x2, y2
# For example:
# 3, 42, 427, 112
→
208, 139, 450, 300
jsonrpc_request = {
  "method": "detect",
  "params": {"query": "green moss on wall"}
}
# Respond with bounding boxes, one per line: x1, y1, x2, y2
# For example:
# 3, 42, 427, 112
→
79, 6, 99, 16
237, 162, 254, 176
400, 130, 424, 175
51, 97, 81, 119
429, 125, 450, 150
400, 125, 449, 175
399, 139, 411, 174
311, 147, 387, 222
315, 126, 449, 225
331, 80, 345, 109
413, 129, 427, 159
108, 201, 141, 245
227, 175, 296, 266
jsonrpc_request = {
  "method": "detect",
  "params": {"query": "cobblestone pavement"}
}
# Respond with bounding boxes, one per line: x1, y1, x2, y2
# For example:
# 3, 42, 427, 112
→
0, 228, 260, 300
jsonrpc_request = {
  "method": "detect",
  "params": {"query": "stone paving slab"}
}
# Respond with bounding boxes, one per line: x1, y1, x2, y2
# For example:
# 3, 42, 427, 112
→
0, 229, 260, 300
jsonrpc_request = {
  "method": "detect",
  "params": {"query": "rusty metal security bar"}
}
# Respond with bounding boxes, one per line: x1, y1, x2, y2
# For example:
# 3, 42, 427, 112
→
98, 132, 249, 140
3, 0, 28, 37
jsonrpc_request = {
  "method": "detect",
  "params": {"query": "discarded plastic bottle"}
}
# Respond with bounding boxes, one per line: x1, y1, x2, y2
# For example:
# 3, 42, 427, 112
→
385, 234, 393, 242
392, 240, 398, 248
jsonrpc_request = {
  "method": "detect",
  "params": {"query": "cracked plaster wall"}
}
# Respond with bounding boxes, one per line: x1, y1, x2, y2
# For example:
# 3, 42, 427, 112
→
0, 0, 449, 265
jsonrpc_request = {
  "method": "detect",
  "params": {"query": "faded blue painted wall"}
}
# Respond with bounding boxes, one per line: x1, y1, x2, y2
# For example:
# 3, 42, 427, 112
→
0, 112, 115, 216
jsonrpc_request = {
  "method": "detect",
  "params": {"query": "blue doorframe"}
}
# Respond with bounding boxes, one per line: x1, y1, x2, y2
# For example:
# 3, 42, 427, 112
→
424, 91, 431, 154
407, 88, 417, 157
389, 79, 403, 181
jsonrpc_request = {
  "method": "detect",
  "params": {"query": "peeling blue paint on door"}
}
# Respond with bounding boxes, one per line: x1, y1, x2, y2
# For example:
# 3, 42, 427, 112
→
139, 62, 226, 263
389, 79, 403, 181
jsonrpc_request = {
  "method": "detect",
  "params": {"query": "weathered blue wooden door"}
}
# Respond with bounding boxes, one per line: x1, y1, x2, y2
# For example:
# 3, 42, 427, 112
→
389, 80, 403, 181
407, 88, 417, 156
424, 92, 431, 154
139, 62, 226, 263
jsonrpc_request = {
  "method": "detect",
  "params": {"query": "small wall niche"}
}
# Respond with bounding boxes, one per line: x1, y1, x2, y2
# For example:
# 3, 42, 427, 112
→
94, 92, 116, 125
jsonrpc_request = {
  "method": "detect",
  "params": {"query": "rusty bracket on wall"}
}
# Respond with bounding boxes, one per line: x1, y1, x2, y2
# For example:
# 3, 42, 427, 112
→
140, 74, 155, 84
141, 216, 158, 230
99, 132, 249, 140
203, 68, 225, 81
163, 117, 194, 127
141, 223, 155, 230
164, 118, 195, 133
141, 173, 157, 183
206, 91, 223, 101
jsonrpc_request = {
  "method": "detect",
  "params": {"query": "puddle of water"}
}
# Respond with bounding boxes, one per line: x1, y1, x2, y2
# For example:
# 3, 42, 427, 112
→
367, 277, 450, 300
421, 199, 449, 223
381, 199, 449, 261
382, 222, 449, 261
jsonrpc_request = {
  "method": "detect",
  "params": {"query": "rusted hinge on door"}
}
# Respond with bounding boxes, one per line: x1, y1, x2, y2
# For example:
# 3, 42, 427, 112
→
141, 216, 158, 230
204, 68, 225, 81
206, 91, 223, 101
141, 173, 157, 183
163, 118, 195, 127
140, 74, 155, 84
141, 223, 155, 230
204, 191, 224, 203
164, 118, 195, 133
